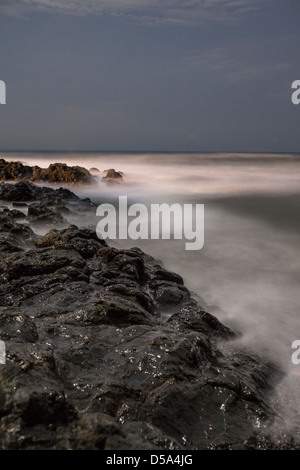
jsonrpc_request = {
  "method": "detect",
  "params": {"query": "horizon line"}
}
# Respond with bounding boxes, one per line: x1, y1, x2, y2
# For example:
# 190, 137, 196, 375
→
0, 149, 299, 155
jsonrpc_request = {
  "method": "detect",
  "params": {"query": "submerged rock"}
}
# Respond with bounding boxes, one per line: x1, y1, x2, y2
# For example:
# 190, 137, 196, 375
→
43, 163, 92, 184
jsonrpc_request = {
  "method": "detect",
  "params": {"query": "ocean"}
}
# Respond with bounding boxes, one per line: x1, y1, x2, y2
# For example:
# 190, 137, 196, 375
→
2, 150, 300, 435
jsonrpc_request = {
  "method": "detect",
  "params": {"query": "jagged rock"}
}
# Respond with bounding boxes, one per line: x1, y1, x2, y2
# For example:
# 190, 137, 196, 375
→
12, 202, 28, 208
6, 209, 26, 219
35, 226, 107, 258
27, 203, 66, 227
0, 212, 36, 254
102, 168, 124, 184
0, 181, 79, 203
0, 307, 38, 343
0, 159, 94, 184
0, 159, 32, 180
43, 163, 92, 184
0, 182, 96, 230
0, 184, 290, 450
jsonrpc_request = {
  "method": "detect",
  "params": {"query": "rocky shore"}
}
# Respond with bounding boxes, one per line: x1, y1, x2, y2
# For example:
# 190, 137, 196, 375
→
0, 181, 295, 450
0, 159, 124, 185
0, 159, 94, 184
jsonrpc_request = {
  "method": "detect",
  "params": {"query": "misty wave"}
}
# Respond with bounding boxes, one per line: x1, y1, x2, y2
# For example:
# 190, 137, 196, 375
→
3, 151, 300, 197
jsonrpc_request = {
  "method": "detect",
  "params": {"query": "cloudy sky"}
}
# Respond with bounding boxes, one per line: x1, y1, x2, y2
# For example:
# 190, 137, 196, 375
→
0, 0, 299, 151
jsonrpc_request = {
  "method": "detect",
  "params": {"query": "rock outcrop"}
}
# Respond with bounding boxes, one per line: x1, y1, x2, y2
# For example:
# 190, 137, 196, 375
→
0, 181, 92, 207
102, 169, 124, 184
0, 159, 94, 184
0, 182, 292, 450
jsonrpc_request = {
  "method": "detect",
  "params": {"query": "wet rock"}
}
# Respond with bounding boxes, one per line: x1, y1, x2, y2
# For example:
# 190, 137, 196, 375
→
0, 182, 97, 231
63, 294, 156, 328
0, 189, 288, 450
76, 412, 123, 449
0, 181, 38, 201
153, 282, 190, 309
76, 414, 182, 450
0, 308, 38, 343
43, 163, 92, 184
102, 168, 124, 184
27, 203, 66, 227
0, 212, 36, 255
0, 245, 87, 283
0, 159, 94, 184
0, 181, 79, 203
6, 209, 26, 219
12, 202, 28, 208
55, 205, 71, 216
0, 159, 32, 181
35, 225, 107, 258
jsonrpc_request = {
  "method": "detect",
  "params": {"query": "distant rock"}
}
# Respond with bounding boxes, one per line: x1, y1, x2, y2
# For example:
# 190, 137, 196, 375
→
45, 163, 92, 184
89, 167, 100, 173
102, 168, 124, 184
0, 159, 94, 184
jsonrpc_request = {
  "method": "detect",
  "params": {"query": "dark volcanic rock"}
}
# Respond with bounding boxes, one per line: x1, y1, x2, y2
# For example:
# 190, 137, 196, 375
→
27, 203, 66, 227
0, 207, 286, 449
0, 159, 32, 181
35, 225, 107, 259
0, 181, 79, 203
0, 212, 36, 254
0, 182, 290, 449
12, 202, 28, 208
6, 209, 26, 219
43, 163, 92, 184
0, 181, 39, 201
0, 159, 94, 184
0, 182, 97, 229
102, 168, 124, 184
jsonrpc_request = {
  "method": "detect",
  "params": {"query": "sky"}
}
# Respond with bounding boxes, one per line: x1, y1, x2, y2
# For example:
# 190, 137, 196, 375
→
0, 0, 299, 152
